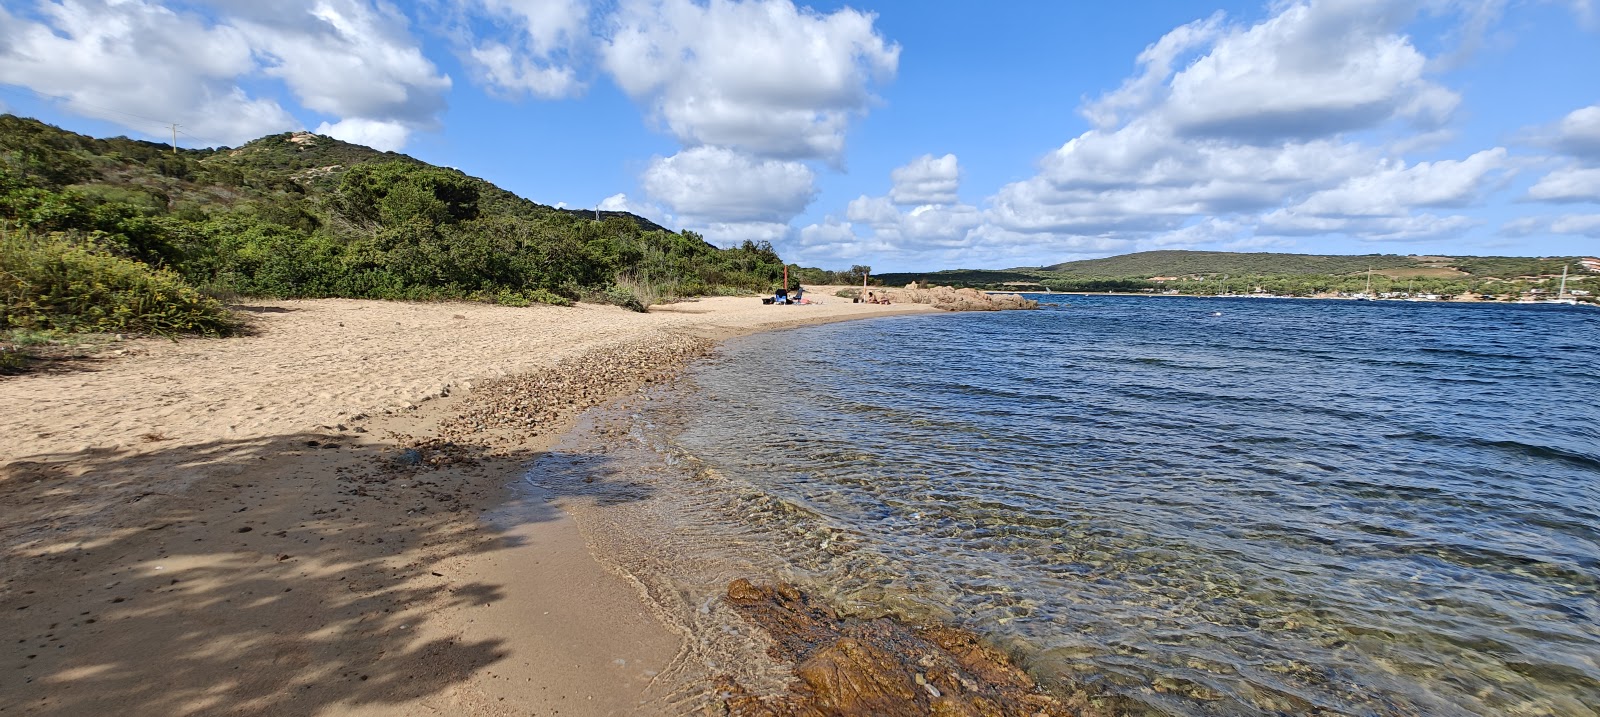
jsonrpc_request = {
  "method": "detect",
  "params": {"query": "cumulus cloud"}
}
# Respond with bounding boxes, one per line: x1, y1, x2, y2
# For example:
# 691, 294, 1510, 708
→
236, 0, 450, 128
0, 0, 296, 143
1552, 104, 1600, 160
313, 117, 411, 151
1162, 1, 1457, 141
1080, 12, 1224, 129
640, 146, 817, 223
0, 0, 450, 147
971, 0, 1497, 261
1526, 166, 1600, 202
460, 0, 587, 98
1286, 148, 1513, 216
889, 154, 961, 205
601, 0, 898, 161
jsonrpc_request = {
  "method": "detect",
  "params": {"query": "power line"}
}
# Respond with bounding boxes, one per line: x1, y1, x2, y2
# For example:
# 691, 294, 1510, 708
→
2, 83, 237, 149
0, 84, 175, 133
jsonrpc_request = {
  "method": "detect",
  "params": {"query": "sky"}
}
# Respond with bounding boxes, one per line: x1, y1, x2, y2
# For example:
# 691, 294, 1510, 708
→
0, 0, 1597, 272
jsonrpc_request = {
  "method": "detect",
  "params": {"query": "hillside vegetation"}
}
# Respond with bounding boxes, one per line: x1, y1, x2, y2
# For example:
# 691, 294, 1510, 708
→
877, 250, 1598, 300
0, 114, 794, 344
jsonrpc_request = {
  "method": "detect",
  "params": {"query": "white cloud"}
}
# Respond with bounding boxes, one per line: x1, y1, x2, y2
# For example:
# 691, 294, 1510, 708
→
1257, 211, 1479, 241
1501, 213, 1600, 238
640, 146, 816, 223
1081, 12, 1224, 129
965, 0, 1503, 260
695, 221, 792, 246
1526, 166, 1600, 202
889, 154, 961, 205
1552, 213, 1600, 236
841, 191, 981, 256
1288, 148, 1513, 216
1552, 104, 1600, 161
460, 0, 586, 98
233, 0, 451, 129
0, 0, 296, 143
600, 0, 898, 160
469, 43, 580, 99
595, 192, 672, 224
1162, 1, 1457, 141
0, 0, 450, 147
314, 118, 411, 152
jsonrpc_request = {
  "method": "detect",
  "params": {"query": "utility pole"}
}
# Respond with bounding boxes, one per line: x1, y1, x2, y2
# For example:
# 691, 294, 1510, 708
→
168, 123, 179, 154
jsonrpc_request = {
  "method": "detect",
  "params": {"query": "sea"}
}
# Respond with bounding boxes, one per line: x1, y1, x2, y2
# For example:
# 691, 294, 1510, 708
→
529, 295, 1600, 716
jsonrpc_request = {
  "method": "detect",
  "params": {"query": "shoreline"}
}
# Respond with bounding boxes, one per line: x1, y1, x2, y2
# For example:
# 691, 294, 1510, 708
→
0, 294, 939, 715
991, 290, 1600, 305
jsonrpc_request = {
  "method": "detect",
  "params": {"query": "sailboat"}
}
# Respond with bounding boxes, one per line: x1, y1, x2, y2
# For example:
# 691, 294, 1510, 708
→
1542, 265, 1578, 305
1353, 268, 1374, 300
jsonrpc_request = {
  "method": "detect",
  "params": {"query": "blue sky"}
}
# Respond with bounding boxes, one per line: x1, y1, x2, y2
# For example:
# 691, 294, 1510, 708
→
1, 0, 1597, 272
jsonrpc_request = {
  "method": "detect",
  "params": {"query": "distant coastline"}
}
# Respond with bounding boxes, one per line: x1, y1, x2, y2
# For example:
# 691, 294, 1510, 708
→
986, 289, 1598, 306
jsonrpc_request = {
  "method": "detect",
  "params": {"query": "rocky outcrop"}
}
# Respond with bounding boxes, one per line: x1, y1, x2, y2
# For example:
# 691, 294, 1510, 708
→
714, 579, 1092, 717
881, 285, 1037, 312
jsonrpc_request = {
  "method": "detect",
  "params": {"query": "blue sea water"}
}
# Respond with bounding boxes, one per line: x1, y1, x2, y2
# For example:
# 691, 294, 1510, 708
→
636, 296, 1600, 716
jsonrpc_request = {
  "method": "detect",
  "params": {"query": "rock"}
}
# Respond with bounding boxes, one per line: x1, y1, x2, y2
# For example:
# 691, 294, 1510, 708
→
797, 638, 919, 714
718, 580, 1079, 717
875, 286, 1038, 312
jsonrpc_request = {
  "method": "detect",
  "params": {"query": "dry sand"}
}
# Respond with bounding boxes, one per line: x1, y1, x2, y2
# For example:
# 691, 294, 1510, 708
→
0, 293, 936, 716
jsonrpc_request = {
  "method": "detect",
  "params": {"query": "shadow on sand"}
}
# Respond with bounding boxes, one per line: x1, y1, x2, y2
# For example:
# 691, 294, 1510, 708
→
0, 432, 649, 715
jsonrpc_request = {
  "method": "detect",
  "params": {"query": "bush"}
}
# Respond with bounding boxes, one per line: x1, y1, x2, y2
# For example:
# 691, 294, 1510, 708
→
0, 342, 22, 373
599, 283, 646, 312
1, 233, 238, 336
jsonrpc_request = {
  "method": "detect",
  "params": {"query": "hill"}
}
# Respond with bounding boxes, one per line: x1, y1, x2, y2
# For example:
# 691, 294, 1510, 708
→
872, 249, 1598, 301
877, 250, 1593, 287
2, 114, 792, 343
1040, 250, 1418, 276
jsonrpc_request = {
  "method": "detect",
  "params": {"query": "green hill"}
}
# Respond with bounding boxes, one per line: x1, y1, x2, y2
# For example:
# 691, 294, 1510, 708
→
877, 250, 1591, 288
1040, 250, 1419, 276
1, 114, 791, 341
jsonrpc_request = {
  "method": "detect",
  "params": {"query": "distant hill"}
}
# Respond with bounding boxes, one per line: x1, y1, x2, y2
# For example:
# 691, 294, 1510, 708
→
1041, 250, 1418, 276
876, 250, 1592, 287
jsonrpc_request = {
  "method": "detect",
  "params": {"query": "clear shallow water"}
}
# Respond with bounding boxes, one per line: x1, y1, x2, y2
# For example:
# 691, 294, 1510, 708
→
635, 296, 1600, 716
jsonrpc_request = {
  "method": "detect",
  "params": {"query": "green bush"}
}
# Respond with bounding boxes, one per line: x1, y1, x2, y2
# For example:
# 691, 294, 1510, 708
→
1, 233, 238, 336
0, 342, 22, 372
599, 283, 646, 312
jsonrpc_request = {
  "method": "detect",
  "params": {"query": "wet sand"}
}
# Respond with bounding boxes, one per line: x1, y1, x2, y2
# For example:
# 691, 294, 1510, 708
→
0, 294, 935, 716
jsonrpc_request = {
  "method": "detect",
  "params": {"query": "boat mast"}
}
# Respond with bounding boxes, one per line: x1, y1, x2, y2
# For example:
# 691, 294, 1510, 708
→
1559, 264, 1569, 298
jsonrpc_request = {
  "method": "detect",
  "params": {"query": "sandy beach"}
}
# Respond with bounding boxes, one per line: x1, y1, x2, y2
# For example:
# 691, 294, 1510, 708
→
0, 293, 938, 716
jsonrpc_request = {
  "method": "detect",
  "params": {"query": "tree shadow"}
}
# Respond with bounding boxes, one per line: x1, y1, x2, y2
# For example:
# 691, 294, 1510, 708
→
0, 432, 650, 715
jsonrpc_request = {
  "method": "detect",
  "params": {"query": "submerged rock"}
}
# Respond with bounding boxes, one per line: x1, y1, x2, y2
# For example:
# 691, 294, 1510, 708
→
715, 579, 1087, 717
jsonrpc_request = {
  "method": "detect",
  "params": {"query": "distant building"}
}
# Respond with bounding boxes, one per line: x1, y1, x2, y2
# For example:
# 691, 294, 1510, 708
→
1581, 257, 1600, 273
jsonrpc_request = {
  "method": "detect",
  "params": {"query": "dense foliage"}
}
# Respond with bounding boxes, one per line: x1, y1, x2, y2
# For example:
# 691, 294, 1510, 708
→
1, 232, 237, 336
0, 115, 795, 337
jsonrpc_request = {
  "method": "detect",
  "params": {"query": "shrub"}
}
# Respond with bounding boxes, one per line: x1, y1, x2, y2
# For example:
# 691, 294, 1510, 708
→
0, 342, 22, 373
599, 283, 646, 312
1, 233, 238, 336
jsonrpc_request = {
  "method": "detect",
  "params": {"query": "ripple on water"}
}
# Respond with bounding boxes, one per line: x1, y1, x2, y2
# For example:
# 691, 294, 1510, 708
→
570, 297, 1600, 716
